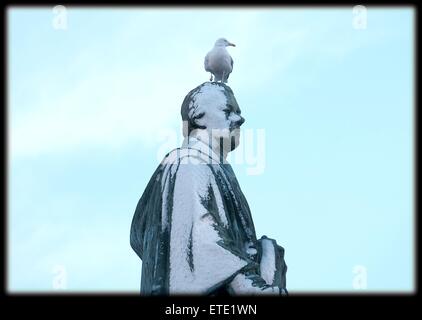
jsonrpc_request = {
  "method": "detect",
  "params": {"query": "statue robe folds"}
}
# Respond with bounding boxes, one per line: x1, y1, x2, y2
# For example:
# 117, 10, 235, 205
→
130, 138, 287, 295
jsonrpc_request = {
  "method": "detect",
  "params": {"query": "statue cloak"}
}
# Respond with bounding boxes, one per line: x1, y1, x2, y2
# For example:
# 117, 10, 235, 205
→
130, 139, 286, 295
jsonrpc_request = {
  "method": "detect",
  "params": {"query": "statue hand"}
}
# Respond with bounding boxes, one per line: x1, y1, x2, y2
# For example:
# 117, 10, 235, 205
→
257, 236, 287, 292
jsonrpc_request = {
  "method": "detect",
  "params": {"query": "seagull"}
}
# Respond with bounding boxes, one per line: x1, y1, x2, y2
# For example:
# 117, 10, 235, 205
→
204, 38, 236, 83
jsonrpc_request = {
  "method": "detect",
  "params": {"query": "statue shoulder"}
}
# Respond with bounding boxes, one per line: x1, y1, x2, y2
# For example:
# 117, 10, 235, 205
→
159, 147, 219, 190
161, 147, 216, 166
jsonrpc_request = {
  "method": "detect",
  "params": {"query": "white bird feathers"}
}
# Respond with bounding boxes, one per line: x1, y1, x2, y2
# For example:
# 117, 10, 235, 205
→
204, 38, 236, 83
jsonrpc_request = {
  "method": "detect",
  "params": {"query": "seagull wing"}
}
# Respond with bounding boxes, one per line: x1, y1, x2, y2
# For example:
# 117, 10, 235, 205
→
204, 52, 211, 72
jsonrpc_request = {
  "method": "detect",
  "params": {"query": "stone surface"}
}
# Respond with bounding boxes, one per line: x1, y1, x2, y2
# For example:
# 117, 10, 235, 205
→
130, 83, 287, 295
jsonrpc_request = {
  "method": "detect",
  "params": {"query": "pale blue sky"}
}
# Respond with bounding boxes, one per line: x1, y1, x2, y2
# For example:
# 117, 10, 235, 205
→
8, 6, 414, 293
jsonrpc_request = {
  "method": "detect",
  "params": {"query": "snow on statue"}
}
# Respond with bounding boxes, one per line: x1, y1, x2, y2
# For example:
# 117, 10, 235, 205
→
130, 82, 287, 295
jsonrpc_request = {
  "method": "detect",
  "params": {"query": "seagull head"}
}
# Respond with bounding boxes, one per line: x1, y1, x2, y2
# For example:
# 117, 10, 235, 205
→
215, 38, 236, 47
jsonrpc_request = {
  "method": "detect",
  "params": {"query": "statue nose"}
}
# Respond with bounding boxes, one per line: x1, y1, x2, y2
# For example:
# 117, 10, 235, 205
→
236, 116, 245, 127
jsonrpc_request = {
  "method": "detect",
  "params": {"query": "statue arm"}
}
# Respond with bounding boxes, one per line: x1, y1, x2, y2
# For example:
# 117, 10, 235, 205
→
227, 237, 288, 295
169, 160, 287, 295
228, 273, 281, 295
169, 162, 252, 294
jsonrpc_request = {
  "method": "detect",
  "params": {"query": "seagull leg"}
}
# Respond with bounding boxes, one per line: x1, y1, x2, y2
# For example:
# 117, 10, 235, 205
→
221, 71, 225, 83
210, 73, 213, 82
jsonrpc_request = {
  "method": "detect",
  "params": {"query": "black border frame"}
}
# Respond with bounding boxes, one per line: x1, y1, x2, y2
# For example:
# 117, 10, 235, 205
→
1, 0, 419, 314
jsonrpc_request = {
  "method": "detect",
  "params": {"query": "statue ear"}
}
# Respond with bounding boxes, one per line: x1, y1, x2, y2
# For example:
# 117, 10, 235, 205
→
190, 111, 206, 130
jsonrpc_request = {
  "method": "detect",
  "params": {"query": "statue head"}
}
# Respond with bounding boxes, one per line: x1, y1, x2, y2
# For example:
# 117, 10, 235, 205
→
181, 82, 245, 153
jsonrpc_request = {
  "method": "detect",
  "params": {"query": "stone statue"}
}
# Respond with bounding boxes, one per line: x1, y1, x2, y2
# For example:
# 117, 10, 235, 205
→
130, 82, 287, 295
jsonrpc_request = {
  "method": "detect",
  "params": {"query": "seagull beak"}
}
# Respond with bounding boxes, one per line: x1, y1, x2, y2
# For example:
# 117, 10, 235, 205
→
228, 42, 236, 47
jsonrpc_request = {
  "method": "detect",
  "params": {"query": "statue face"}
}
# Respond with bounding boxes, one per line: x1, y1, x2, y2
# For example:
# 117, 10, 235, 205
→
197, 89, 245, 152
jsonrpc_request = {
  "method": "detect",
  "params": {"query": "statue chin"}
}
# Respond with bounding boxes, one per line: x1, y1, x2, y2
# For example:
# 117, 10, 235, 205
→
217, 134, 240, 153
219, 132, 240, 153
231, 135, 240, 151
